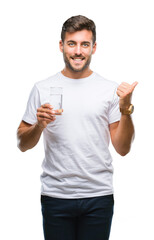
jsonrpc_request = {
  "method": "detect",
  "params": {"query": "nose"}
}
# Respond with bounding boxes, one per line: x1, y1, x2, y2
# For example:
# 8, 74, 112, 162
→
75, 44, 82, 55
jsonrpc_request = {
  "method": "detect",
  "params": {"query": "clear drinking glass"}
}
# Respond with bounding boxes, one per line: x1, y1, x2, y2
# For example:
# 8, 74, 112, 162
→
49, 87, 63, 115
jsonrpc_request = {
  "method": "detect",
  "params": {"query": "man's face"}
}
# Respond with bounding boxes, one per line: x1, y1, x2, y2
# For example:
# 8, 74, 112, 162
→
59, 30, 96, 73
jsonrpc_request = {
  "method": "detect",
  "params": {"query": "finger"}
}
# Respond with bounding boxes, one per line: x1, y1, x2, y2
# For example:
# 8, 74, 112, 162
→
50, 116, 56, 122
37, 112, 54, 120
116, 89, 126, 98
121, 87, 132, 95
120, 82, 130, 87
120, 81, 138, 91
37, 107, 55, 115
117, 85, 128, 92
131, 81, 138, 89
42, 103, 53, 109
118, 82, 131, 91
38, 114, 56, 121
117, 84, 132, 95
46, 115, 56, 122
117, 88, 124, 95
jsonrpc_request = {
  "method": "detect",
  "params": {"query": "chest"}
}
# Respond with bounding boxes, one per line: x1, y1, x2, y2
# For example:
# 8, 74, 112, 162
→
62, 84, 111, 121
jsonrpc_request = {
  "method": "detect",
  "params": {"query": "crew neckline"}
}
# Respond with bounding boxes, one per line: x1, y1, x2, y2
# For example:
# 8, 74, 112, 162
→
58, 71, 96, 84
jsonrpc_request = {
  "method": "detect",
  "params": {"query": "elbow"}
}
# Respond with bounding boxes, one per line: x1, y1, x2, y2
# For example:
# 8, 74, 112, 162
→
17, 137, 27, 152
116, 145, 131, 157
17, 137, 35, 152
118, 150, 130, 156
17, 142, 27, 152
114, 137, 134, 157
18, 146, 27, 152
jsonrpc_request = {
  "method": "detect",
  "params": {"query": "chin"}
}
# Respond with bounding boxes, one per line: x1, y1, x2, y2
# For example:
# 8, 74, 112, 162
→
69, 63, 90, 73
71, 67, 85, 72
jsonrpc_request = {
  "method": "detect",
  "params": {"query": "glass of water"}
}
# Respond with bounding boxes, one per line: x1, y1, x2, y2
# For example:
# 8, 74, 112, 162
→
49, 87, 63, 115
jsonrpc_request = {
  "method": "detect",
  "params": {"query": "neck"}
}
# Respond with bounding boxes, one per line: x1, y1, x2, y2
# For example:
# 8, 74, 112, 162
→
61, 67, 93, 79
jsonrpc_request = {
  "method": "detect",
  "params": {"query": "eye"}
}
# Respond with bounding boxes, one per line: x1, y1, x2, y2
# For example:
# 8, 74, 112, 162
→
68, 42, 75, 47
82, 43, 89, 47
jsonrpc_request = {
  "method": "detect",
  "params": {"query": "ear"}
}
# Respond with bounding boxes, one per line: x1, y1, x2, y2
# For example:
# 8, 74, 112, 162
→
59, 40, 63, 53
92, 42, 97, 55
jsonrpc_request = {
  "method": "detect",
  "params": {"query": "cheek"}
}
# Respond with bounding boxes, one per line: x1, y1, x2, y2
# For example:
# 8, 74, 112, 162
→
85, 50, 93, 57
83, 47, 94, 56
64, 47, 74, 56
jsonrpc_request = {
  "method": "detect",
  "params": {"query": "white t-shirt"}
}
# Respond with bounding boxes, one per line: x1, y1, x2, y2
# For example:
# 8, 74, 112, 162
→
23, 72, 121, 199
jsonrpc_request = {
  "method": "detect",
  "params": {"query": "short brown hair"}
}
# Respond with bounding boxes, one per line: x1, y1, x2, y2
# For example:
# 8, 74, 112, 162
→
61, 15, 96, 44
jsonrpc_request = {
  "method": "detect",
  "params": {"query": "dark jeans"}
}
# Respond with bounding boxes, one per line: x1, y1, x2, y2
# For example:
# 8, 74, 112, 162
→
41, 194, 114, 240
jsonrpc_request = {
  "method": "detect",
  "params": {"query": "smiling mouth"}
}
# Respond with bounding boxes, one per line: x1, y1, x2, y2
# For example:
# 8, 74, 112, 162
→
71, 57, 85, 62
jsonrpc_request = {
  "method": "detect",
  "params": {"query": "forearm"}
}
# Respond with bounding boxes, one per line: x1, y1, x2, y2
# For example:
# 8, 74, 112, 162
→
17, 104, 56, 152
113, 115, 135, 156
113, 80, 138, 156
17, 123, 44, 152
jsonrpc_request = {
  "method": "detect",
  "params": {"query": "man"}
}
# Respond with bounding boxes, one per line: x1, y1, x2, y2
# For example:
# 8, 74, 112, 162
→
17, 15, 138, 240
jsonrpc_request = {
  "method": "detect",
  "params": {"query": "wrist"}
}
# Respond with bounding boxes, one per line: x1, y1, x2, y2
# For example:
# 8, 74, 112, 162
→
120, 104, 134, 115
35, 122, 45, 131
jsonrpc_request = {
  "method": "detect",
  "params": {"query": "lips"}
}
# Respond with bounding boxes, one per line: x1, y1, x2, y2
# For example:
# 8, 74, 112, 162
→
71, 56, 85, 63
73, 59, 82, 61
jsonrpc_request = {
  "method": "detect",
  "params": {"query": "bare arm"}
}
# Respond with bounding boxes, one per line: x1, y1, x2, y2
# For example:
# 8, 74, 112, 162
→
109, 116, 134, 156
17, 121, 44, 152
109, 81, 138, 156
17, 104, 57, 152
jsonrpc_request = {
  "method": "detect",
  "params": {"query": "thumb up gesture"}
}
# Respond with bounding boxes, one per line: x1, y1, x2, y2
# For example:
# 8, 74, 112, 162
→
117, 82, 138, 109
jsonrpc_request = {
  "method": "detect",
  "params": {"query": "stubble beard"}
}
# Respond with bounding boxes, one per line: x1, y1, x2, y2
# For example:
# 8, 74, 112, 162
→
63, 52, 92, 73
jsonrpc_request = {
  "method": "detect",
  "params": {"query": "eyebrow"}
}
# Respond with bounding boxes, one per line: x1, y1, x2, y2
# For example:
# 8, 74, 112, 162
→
82, 41, 91, 45
67, 40, 76, 44
67, 40, 91, 44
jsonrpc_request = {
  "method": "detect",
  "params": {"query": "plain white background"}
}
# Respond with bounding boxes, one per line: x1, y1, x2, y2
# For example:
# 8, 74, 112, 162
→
0, 0, 154, 239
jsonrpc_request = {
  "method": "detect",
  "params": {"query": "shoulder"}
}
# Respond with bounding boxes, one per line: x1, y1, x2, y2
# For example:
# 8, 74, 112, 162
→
93, 72, 119, 90
34, 72, 60, 90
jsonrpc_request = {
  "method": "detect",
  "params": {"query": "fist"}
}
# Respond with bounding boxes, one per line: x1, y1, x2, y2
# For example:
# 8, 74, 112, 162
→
36, 103, 56, 129
117, 81, 138, 108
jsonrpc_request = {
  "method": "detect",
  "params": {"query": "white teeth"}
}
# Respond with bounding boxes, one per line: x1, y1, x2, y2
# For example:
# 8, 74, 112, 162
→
74, 59, 82, 61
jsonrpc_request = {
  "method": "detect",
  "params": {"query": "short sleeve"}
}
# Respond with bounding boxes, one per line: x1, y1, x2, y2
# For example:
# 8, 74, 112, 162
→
22, 84, 41, 125
108, 86, 121, 124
